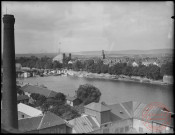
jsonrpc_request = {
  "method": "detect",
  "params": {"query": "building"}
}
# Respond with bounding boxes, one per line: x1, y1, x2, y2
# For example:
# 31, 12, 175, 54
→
163, 75, 173, 84
132, 61, 139, 67
68, 114, 100, 133
17, 95, 29, 104
102, 50, 105, 59
16, 63, 22, 71
68, 101, 174, 133
18, 111, 72, 133
69, 102, 112, 133
20, 84, 57, 98
66, 95, 79, 107
18, 103, 43, 120
53, 53, 72, 63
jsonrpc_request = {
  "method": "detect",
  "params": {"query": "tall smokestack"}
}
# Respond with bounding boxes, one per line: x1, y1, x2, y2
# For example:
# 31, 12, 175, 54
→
1, 14, 18, 129
69, 53, 71, 60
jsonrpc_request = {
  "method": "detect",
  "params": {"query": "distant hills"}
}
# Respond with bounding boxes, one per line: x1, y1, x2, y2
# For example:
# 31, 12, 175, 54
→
15, 48, 173, 58
73, 49, 173, 56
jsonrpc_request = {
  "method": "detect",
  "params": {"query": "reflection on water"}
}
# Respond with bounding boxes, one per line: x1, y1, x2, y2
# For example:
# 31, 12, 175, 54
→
19, 76, 173, 111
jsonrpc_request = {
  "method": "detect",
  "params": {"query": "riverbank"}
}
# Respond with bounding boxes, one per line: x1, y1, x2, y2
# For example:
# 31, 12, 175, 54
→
67, 70, 171, 86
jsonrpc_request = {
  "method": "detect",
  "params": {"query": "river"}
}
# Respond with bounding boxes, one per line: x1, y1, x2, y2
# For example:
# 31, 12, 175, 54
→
18, 75, 174, 111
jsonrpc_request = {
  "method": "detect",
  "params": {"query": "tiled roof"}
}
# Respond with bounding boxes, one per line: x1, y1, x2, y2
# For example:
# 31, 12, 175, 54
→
17, 95, 29, 101
108, 103, 131, 121
68, 115, 100, 133
109, 101, 174, 128
18, 103, 43, 117
18, 111, 66, 132
21, 85, 57, 98
84, 102, 111, 112
18, 116, 42, 132
38, 111, 65, 129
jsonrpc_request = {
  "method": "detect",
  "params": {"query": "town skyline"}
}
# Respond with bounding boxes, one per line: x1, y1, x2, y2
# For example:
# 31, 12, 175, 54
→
1, 2, 174, 54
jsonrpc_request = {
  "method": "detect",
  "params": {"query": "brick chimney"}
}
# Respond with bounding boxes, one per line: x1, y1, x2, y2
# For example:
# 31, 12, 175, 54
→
1, 14, 18, 129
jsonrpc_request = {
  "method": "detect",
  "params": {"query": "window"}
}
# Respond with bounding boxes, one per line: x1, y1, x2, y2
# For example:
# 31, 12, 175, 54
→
120, 127, 124, 133
125, 126, 129, 132
115, 128, 119, 133
22, 114, 24, 118
139, 127, 143, 133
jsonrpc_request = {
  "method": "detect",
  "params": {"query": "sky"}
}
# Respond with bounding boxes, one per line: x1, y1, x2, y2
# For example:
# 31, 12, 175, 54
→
1, 1, 174, 54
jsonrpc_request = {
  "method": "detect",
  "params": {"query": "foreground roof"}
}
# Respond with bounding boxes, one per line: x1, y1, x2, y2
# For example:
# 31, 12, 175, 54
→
109, 101, 174, 128
68, 115, 100, 133
84, 102, 111, 112
18, 111, 66, 132
38, 111, 65, 129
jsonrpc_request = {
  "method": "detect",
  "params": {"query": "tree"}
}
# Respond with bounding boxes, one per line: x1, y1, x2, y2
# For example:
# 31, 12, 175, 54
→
77, 84, 101, 105
160, 62, 173, 76
54, 92, 66, 102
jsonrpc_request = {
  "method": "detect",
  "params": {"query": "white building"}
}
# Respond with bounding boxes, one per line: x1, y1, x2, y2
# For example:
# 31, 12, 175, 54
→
132, 62, 139, 67
18, 103, 43, 119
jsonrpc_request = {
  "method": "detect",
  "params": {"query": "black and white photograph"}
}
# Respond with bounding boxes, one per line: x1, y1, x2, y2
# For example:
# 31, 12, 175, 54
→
1, 1, 174, 133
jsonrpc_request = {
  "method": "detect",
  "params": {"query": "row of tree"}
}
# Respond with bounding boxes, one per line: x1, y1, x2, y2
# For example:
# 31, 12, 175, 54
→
72, 59, 173, 80
16, 56, 173, 80
16, 56, 63, 69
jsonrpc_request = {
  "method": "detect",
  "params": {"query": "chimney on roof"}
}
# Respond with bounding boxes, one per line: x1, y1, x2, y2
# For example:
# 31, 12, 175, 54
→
1, 14, 18, 129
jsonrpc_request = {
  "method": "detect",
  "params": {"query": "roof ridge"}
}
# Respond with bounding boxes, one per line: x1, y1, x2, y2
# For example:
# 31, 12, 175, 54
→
120, 103, 132, 118
37, 113, 45, 130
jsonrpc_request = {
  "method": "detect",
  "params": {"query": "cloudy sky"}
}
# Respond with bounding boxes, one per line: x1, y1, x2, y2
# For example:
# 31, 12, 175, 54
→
1, 1, 174, 54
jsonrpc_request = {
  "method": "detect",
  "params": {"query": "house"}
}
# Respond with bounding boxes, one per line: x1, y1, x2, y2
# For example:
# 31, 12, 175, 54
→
17, 95, 29, 104
18, 111, 72, 133
66, 95, 79, 106
68, 102, 112, 133
142, 61, 152, 66
132, 61, 139, 67
16, 63, 22, 71
163, 75, 173, 84
18, 103, 43, 119
20, 85, 57, 98
68, 101, 174, 133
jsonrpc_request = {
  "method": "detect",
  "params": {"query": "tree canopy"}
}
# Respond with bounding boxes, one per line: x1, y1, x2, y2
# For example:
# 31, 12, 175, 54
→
77, 84, 101, 105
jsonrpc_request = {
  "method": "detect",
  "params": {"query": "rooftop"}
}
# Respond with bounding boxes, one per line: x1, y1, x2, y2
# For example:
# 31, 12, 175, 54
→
18, 111, 66, 132
66, 95, 77, 101
21, 85, 57, 98
84, 102, 111, 112
18, 103, 43, 117
68, 115, 100, 133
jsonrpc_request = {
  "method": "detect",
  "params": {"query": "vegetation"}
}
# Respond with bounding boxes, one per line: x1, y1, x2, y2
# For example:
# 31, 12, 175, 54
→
16, 85, 25, 95
15, 56, 173, 80
29, 92, 80, 120
76, 84, 101, 105
15, 56, 63, 69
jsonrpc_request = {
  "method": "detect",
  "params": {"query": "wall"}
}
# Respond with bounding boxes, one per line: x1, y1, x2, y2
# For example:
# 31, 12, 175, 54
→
133, 119, 152, 133
110, 118, 132, 133
101, 111, 111, 124
38, 124, 66, 133
18, 111, 30, 119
